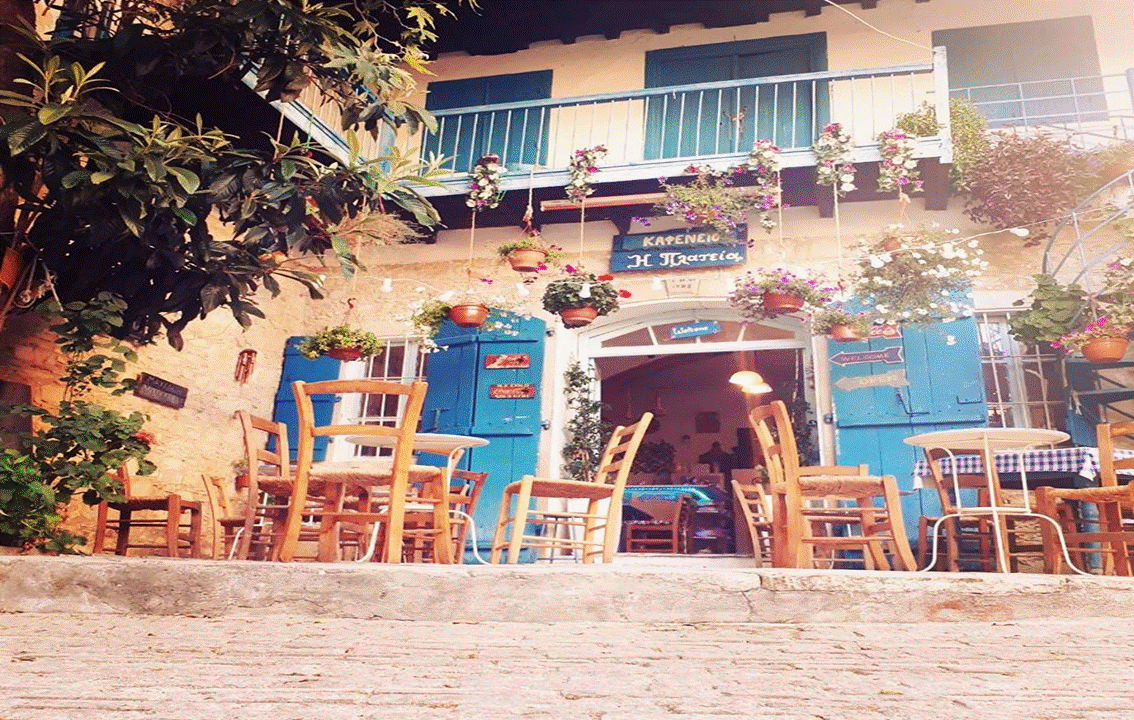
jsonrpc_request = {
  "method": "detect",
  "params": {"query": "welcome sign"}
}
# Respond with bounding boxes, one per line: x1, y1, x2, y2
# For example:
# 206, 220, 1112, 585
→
610, 227, 746, 273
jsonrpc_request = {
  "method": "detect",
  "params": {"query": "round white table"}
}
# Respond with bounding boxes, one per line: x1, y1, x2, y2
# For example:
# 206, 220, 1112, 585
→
903, 427, 1087, 574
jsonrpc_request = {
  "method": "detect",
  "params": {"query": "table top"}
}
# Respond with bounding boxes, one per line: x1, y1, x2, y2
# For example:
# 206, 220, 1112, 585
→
344, 432, 489, 454
904, 427, 1069, 452
910, 445, 1134, 487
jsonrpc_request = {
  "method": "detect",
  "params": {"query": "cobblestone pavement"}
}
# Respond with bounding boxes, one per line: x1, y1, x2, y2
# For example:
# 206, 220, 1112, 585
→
3, 613, 1133, 720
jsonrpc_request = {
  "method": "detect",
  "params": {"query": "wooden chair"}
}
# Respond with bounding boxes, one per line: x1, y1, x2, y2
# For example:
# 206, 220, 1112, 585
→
918, 448, 999, 572
750, 401, 915, 571
731, 479, 775, 566
623, 492, 692, 553
93, 465, 202, 558
1035, 420, 1134, 575
203, 412, 299, 560
280, 379, 447, 564
490, 412, 653, 564
396, 469, 487, 563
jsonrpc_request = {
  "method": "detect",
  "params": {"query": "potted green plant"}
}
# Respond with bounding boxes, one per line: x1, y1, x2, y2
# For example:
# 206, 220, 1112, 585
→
852, 225, 987, 326
541, 269, 627, 327
407, 283, 525, 339
1053, 316, 1133, 363
1007, 274, 1090, 350
811, 307, 873, 343
729, 268, 836, 320
496, 230, 563, 273
297, 325, 385, 361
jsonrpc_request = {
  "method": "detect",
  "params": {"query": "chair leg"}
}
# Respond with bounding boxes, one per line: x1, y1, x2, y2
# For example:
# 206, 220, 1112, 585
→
187, 505, 202, 558
506, 481, 534, 564
164, 495, 182, 557
880, 478, 916, 571
93, 502, 110, 554
489, 488, 514, 564
114, 508, 132, 556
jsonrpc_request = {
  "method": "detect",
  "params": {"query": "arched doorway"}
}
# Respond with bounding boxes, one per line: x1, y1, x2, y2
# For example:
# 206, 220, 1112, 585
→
567, 299, 815, 555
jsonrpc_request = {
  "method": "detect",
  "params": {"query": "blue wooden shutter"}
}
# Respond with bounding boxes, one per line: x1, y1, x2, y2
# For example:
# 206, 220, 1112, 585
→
425, 70, 553, 172
830, 318, 987, 539
272, 336, 342, 462
643, 33, 828, 158
421, 314, 546, 560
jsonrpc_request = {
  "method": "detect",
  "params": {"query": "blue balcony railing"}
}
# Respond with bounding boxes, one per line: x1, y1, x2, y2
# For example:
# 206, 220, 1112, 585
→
407, 49, 951, 197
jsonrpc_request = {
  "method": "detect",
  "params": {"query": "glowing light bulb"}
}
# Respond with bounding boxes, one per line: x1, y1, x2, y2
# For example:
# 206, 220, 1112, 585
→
729, 371, 763, 386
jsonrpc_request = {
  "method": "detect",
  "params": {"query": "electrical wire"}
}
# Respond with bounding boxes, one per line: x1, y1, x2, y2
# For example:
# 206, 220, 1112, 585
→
821, 0, 933, 52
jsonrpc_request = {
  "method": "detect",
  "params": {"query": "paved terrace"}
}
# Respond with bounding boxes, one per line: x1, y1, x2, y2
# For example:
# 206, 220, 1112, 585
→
2, 555, 1133, 719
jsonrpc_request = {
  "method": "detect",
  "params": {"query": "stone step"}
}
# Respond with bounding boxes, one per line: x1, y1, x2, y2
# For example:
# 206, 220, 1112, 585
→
2, 555, 1132, 623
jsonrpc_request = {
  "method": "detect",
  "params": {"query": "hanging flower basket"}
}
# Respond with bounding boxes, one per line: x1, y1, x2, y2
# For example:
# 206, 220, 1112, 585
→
559, 306, 600, 328
506, 248, 548, 273
448, 303, 490, 328
1081, 337, 1129, 363
762, 291, 806, 315
326, 346, 365, 361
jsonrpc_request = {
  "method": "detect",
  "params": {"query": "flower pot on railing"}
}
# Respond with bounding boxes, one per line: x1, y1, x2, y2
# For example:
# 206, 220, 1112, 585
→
327, 346, 365, 361
448, 303, 490, 328
762, 291, 805, 316
1081, 337, 1129, 363
829, 324, 867, 343
559, 306, 599, 328
506, 249, 547, 273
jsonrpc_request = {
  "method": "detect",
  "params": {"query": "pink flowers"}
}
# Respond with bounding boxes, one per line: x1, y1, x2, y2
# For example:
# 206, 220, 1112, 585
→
877, 129, 923, 195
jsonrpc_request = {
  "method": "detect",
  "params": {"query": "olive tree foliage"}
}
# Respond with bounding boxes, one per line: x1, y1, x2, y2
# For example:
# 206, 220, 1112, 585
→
0, 0, 468, 347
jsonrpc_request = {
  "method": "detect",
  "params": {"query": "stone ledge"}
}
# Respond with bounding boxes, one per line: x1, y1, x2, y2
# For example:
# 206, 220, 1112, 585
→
2, 555, 1132, 623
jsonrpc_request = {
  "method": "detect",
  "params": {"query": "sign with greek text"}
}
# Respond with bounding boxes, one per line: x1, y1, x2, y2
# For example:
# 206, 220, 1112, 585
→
489, 384, 536, 399
610, 227, 746, 273
829, 346, 904, 367
613, 227, 740, 251
668, 320, 721, 340
133, 372, 188, 409
484, 354, 529, 369
610, 244, 747, 272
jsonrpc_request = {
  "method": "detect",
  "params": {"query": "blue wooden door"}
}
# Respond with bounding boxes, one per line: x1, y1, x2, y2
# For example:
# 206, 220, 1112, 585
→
272, 336, 342, 462
422, 314, 546, 561
830, 319, 987, 541
644, 33, 828, 158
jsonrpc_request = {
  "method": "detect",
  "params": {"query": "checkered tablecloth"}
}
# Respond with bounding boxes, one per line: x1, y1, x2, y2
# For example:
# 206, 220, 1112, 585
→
911, 446, 1134, 488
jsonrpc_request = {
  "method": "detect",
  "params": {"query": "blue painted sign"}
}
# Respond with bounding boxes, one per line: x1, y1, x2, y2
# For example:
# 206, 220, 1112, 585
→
611, 227, 746, 273
614, 227, 739, 251
610, 244, 746, 272
829, 346, 904, 366
668, 320, 721, 340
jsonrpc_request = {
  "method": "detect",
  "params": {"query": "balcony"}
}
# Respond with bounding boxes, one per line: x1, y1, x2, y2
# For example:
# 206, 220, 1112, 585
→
407, 49, 952, 204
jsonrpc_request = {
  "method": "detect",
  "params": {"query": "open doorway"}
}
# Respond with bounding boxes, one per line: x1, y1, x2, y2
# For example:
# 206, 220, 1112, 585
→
595, 346, 807, 556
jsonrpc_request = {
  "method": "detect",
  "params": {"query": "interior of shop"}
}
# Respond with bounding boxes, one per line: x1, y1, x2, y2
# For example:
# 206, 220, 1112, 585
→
596, 348, 803, 555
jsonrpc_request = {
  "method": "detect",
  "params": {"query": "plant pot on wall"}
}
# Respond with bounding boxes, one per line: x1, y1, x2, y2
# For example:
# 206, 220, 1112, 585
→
506, 249, 547, 273
559, 306, 599, 328
1081, 337, 1129, 363
762, 291, 805, 316
449, 303, 490, 328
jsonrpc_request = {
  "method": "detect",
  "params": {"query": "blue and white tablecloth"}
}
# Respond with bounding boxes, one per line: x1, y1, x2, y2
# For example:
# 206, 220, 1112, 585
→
910, 446, 1134, 488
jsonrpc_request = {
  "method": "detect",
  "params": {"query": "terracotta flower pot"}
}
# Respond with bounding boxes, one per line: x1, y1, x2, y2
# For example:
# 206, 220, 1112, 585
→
879, 237, 903, 252
762, 291, 805, 315
449, 303, 490, 328
507, 249, 548, 273
829, 324, 866, 343
327, 346, 364, 361
559, 306, 599, 327
1081, 337, 1129, 363
0, 247, 24, 294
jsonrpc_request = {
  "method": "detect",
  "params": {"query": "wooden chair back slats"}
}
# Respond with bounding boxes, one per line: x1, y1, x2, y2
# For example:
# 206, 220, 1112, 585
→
1098, 421, 1134, 487
749, 401, 915, 571
491, 412, 653, 564
280, 379, 429, 563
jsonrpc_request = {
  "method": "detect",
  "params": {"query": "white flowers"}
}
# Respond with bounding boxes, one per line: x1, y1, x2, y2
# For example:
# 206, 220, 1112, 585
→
876, 128, 923, 196
814, 122, 857, 196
